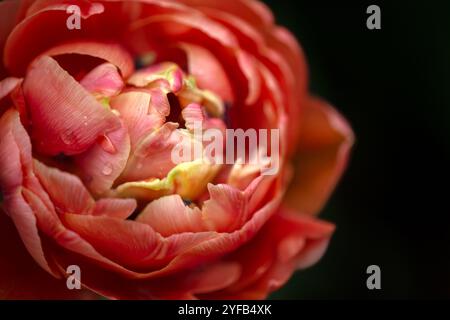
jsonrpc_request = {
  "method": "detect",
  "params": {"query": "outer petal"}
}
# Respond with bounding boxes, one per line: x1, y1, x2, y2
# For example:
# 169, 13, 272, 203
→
61, 213, 218, 271
0, 77, 21, 115
0, 212, 96, 300
0, 0, 29, 77
198, 207, 335, 299
41, 40, 134, 79
285, 97, 354, 215
0, 110, 52, 275
46, 182, 284, 299
4, 0, 106, 76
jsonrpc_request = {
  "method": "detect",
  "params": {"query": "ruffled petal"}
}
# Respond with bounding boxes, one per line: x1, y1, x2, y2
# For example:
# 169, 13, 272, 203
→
137, 195, 206, 236
110, 90, 169, 148
0, 110, 54, 275
119, 122, 183, 181
80, 63, 124, 98
198, 207, 334, 299
23, 56, 121, 156
202, 175, 274, 232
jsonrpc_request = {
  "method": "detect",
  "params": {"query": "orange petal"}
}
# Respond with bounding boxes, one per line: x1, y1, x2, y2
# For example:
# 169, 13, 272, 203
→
285, 97, 354, 215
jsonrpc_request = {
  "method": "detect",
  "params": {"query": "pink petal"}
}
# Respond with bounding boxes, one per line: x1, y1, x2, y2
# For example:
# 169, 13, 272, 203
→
0, 110, 53, 275
23, 56, 121, 156
120, 122, 183, 181
74, 120, 131, 195
180, 43, 234, 103
4, 1, 106, 76
202, 175, 274, 232
61, 213, 217, 271
62, 214, 161, 268
127, 62, 184, 93
137, 195, 206, 236
127, 12, 252, 104
80, 63, 124, 98
110, 90, 169, 148
181, 103, 205, 130
0, 77, 21, 101
0, 109, 32, 195
91, 198, 137, 220
33, 160, 95, 214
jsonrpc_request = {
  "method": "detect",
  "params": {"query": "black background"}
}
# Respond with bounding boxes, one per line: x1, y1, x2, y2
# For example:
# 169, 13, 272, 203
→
262, 1, 450, 299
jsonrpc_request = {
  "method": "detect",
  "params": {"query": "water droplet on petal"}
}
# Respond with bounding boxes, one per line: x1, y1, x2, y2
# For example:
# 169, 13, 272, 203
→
102, 163, 113, 176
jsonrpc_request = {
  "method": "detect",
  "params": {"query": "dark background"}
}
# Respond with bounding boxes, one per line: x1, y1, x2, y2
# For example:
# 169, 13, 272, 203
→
263, 1, 450, 299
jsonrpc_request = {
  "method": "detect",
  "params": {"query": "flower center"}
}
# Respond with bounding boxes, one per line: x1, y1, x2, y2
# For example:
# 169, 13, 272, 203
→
100, 61, 228, 206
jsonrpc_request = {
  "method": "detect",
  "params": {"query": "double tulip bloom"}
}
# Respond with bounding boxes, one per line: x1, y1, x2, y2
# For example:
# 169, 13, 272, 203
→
0, 0, 354, 299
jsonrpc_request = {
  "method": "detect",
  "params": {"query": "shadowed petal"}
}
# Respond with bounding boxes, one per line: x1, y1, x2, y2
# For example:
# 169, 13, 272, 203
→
41, 40, 134, 78
0, 212, 96, 299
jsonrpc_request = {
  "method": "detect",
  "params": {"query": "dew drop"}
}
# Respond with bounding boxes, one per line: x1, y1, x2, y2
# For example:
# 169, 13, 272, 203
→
102, 163, 113, 176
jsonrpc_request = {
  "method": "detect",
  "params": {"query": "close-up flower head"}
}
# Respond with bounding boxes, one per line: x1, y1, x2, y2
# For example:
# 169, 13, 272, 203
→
0, 0, 354, 300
